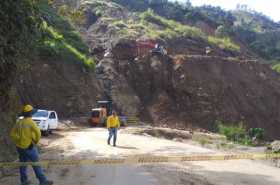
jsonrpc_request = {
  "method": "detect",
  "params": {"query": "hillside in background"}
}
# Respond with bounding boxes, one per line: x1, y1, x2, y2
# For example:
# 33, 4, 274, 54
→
15, 0, 101, 117
47, 0, 280, 140
112, 0, 280, 65
1, 0, 280, 162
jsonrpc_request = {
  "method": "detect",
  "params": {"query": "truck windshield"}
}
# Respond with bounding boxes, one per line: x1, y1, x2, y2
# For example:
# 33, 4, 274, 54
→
32, 111, 48, 118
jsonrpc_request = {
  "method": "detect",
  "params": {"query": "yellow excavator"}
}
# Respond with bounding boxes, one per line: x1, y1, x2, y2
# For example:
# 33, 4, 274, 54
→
90, 101, 112, 127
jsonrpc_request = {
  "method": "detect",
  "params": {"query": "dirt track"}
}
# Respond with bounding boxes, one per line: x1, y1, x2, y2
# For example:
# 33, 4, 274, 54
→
1, 127, 280, 185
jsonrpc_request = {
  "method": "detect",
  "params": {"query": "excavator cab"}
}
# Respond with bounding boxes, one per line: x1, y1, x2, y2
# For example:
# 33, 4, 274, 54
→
90, 101, 112, 127
136, 39, 167, 57
151, 44, 167, 56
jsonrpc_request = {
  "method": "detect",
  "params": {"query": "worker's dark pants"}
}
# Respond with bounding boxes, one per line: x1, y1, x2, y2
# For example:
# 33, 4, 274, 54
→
16, 146, 47, 185
108, 128, 117, 145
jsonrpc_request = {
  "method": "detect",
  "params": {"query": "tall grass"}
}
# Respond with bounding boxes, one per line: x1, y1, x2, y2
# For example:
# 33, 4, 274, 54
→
37, 1, 95, 70
140, 9, 204, 39
115, 9, 240, 52
208, 36, 240, 51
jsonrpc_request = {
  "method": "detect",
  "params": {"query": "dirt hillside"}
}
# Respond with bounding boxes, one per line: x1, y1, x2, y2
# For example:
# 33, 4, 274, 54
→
109, 40, 280, 139
15, 58, 102, 117
61, 0, 280, 139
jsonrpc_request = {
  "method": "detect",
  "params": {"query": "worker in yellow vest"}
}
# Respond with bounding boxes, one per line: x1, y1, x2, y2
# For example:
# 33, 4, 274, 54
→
106, 110, 120, 146
10, 105, 53, 185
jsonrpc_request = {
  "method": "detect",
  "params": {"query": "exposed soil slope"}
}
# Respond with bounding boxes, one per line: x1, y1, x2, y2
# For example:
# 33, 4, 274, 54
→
55, 0, 280, 139
112, 41, 280, 139
15, 58, 102, 117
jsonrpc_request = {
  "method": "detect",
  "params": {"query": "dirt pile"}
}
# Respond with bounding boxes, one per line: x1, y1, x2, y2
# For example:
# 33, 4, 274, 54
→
127, 53, 280, 139
98, 39, 280, 139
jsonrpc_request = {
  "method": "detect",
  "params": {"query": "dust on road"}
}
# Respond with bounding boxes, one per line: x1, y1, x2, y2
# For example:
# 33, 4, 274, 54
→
1, 126, 280, 185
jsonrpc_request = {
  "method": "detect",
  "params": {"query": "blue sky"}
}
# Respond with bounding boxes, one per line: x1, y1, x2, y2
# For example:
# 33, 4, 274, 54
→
174, 0, 280, 22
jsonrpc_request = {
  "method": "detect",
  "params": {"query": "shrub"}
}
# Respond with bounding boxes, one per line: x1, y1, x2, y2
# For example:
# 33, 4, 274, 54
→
272, 63, 280, 73
215, 121, 266, 145
248, 128, 264, 140
217, 121, 246, 143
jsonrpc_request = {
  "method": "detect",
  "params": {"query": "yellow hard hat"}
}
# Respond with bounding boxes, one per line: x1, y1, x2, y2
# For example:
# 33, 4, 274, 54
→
23, 105, 33, 113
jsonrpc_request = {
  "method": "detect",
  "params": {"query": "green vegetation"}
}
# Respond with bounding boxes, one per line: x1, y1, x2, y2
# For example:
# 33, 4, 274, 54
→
114, 0, 280, 64
57, 5, 86, 25
0, 0, 41, 161
0, 0, 40, 66
111, 9, 239, 51
140, 9, 204, 39
193, 136, 213, 146
248, 128, 264, 140
37, 1, 95, 70
79, 0, 122, 17
0, 0, 40, 104
272, 63, 280, 73
217, 121, 248, 143
216, 121, 265, 146
208, 36, 240, 51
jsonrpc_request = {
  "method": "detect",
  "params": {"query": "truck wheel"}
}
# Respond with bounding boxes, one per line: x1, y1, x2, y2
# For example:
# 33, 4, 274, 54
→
47, 125, 52, 135
42, 125, 50, 136
48, 128, 53, 135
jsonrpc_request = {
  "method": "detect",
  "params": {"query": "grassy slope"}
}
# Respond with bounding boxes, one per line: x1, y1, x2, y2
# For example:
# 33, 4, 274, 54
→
36, 1, 95, 70
232, 10, 280, 70
112, 0, 280, 70
110, 9, 240, 52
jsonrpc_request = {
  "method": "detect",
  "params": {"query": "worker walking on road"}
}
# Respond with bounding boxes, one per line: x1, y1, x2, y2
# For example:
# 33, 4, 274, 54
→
107, 110, 120, 147
10, 105, 53, 185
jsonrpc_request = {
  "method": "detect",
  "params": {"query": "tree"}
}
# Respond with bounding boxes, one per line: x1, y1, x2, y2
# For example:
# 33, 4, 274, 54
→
185, 0, 191, 8
215, 25, 231, 37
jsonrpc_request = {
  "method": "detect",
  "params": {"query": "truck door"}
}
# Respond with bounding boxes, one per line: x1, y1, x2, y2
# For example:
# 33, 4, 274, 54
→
49, 112, 58, 129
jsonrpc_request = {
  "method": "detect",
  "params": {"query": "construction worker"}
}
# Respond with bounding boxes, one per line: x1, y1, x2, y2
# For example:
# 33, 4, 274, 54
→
107, 110, 120, 146
10, 105, 53, 185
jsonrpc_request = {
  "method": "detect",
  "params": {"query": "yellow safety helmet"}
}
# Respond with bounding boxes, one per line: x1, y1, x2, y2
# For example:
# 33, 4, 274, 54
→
23, 104, 33, 113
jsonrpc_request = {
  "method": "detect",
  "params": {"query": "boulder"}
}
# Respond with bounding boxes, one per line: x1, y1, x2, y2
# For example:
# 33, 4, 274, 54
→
271, 140, 280, 153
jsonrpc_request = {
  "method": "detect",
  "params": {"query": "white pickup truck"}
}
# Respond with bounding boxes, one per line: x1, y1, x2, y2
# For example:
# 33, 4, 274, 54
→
32, 110, 59, 136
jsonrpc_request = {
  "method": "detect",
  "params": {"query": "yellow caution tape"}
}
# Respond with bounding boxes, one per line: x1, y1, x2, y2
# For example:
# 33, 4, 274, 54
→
0, 153, 279, 168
